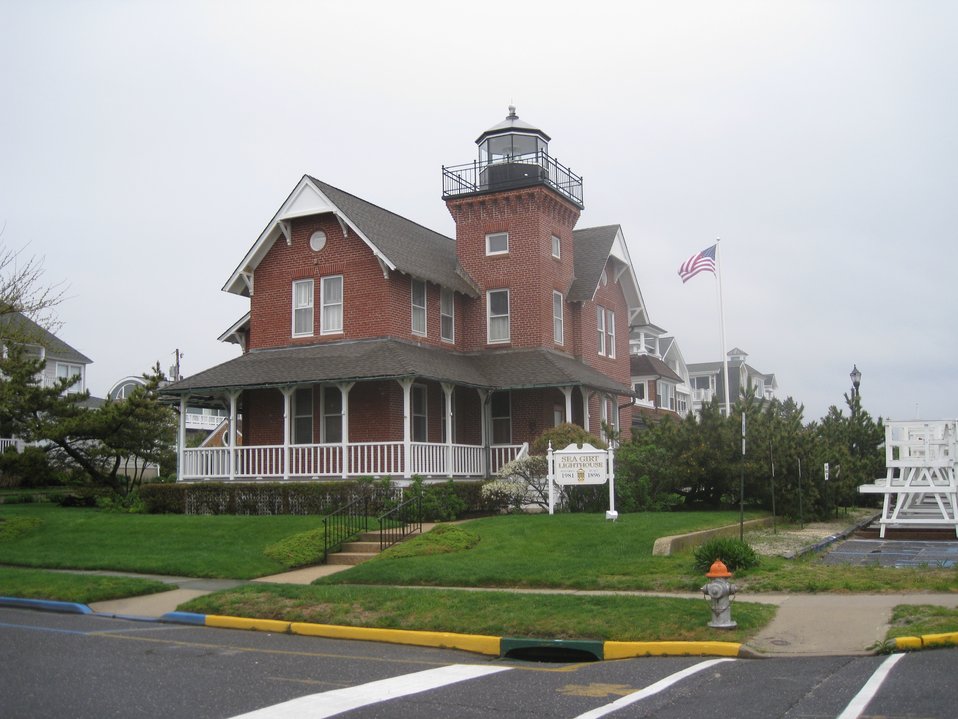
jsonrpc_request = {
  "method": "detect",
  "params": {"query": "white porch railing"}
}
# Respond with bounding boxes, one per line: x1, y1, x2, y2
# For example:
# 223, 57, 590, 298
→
0, 438, 26, 453
180, 441, 528, 481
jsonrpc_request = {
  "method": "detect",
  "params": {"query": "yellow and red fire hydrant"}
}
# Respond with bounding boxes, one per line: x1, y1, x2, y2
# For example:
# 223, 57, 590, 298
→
701, 559, 737, 629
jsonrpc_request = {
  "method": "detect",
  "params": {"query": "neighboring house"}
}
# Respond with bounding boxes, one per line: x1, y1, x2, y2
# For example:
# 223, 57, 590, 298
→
162, 108, 656, 482
628, 325, 692, 425
110, 376, 228, 434
0, 312, 98, 450
686, 347, 778, 416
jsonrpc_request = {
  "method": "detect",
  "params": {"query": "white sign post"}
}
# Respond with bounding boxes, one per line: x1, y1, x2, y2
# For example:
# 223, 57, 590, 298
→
547, 442, 617, 520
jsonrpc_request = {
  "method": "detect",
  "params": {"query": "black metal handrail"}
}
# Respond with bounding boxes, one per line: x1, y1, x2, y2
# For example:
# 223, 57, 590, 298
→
377, 494, 422, 552
322, 496, 369, 563
442, 150, 584, 208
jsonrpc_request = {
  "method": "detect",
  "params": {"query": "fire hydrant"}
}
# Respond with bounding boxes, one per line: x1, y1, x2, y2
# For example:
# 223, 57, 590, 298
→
701, 559, 737, 629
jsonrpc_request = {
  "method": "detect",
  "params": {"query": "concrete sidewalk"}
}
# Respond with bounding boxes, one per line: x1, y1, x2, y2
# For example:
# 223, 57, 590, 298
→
85, 566, 958, 657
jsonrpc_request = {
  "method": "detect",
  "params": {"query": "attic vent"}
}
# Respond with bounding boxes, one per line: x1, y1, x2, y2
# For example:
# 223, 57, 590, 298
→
310, 231, 327, 252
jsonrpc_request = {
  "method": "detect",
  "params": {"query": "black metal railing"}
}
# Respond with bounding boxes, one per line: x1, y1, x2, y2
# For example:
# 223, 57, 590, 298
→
321, 496, 369, 563
442, 151, 583, 208
377, 494, 422, 552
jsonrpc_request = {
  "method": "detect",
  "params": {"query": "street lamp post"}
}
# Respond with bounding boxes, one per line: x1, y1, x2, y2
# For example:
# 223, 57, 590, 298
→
850, 365, 861, 398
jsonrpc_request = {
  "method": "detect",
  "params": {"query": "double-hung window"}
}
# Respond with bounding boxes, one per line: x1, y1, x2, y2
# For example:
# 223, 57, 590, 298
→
292, 387, 313, 444
491, 391, 511, 444
440, 288, 454, 343
292, 279, 314, 337
553, 291, 564, 345
606, 309, 616, 358
551, 234, 561, 259
487, 289, 510, 343
322, 386, 342, 443
411, 279, 426, 336
596, 306, 606, 355
56, 362, 83, 394
412, 384, 428, 442
321, 275, 343, 334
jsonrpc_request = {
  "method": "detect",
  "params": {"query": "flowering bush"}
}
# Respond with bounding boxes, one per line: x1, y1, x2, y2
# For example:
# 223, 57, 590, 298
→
481, 455, 552, 512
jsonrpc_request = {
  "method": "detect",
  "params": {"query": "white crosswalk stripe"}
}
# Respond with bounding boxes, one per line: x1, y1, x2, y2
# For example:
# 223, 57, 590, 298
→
229, 663, 511, 719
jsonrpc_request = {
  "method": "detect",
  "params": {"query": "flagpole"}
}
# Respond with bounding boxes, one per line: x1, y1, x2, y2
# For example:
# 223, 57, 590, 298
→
715, 239, 731, 416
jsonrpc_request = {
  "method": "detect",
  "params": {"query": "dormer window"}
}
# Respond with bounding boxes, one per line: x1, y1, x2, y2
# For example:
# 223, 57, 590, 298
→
486, 232, 509, 256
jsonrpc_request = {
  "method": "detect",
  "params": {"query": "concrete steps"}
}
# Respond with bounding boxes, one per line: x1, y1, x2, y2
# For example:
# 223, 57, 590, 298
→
326, 530, 421, 566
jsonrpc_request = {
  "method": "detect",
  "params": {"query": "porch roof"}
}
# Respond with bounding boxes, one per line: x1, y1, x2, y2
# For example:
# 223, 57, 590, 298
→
160, 338, 632, 399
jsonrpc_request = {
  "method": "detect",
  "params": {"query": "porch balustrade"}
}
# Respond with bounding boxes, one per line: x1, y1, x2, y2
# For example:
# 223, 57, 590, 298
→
180, 440, 527, 481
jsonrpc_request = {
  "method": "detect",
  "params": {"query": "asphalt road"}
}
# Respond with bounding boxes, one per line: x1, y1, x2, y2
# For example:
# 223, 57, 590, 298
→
3, 607, 958, 718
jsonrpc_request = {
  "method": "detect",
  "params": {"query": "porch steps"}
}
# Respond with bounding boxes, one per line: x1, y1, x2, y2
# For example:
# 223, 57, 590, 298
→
326, 530, 421, 566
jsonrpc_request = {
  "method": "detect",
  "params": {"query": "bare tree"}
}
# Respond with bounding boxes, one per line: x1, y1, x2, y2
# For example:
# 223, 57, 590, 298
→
0, 223, 66, 333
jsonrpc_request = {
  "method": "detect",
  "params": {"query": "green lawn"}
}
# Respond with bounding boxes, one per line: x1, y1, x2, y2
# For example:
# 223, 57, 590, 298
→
0, 566, 170, 603
0, 504, 325, 579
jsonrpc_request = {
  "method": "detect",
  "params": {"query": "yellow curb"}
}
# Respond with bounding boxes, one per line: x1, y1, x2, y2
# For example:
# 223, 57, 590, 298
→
603, 640, 743, 659
206, 615, 292, 634
919, 632, 958, 649
290, 621, 501, 656
893, 636, 923, 651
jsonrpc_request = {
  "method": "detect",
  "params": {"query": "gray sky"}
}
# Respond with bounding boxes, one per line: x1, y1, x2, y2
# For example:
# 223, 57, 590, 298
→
2, 1, 955, 423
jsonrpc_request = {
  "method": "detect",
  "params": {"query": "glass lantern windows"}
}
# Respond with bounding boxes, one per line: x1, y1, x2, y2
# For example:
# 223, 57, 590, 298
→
480, 133, 547, 164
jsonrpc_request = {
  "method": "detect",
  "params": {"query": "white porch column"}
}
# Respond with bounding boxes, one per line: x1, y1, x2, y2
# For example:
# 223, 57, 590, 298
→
477, 388, 489, 477
560, 387, 573, 425
398, 378, 414, 480
337, 382, 354, 478
579, 387, 592, 434
280, 387, 293, 480
442, 382, 455, 478
228, 390, 240, 481
177, 395, 188, 481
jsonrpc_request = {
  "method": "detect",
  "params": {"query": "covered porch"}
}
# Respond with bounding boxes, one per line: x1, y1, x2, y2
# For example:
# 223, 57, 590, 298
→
163, 338, 632, 482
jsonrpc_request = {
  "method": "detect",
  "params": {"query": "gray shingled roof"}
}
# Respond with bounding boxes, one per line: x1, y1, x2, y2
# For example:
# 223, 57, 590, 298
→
629, 354, 683, 383
568, 225, 619, 302
0, 312, 92, 364
309, 178, 479, 297
161, 338, 631, 397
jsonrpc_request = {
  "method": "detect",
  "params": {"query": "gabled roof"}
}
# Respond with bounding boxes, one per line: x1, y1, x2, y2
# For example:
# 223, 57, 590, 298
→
569, 225, 650, 326
0, 311, 92, 364
160, 338, 632, 399
223, 176, 478, 298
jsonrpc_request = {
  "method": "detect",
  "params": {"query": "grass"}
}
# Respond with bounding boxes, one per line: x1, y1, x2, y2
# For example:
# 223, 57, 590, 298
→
0, 504, 326, 578
0, 566, 170, 603
886, 605, 958, 639
181, 583, 776, 643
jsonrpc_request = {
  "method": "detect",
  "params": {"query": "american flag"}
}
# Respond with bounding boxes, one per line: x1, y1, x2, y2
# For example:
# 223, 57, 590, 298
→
678, 244, 717, 283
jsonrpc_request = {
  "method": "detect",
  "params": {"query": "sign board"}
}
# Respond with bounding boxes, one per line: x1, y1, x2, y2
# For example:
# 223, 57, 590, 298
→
553, 443, 609, 486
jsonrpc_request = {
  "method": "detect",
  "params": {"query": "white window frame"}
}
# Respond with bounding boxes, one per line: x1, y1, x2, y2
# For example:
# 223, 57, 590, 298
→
596, 305, 606, 356
292, 386, 313, 445
412, 384, 428, 442
552, 291, 564, 346
606, 309, 616, 359
321, 385, 342, 443
411, 279, 427, 336
551, 234, 561, 259
320, 275, 343, 335
56, 362, 84, 394
491, 391, 511, 444
292, 279, 314, 338
440, 288, 454, 343
633, 381, 646, 401
487, 289, 510, 344
485, 232, 509, 256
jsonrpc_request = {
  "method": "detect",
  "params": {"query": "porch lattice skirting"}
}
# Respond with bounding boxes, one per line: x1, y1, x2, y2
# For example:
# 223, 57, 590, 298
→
859, 420, 958, 537
180, 441, 527, 481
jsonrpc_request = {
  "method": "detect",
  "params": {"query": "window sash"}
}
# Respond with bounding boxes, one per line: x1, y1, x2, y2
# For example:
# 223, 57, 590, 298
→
292, 387, 313, 444
596, 306, 606, 355
606, 309, 616, 359
486, 232, 509, 255
491, 391, 511, 444
411, 280, 426, 335
553, 291, 563, 345
551, 234, 561, 258
322, 386, 342, 443
292, 280, 314, 337
321, 276, 343, 334
440, 288, 454, 342
487, 289, 510, 343
412, 385, 428, 442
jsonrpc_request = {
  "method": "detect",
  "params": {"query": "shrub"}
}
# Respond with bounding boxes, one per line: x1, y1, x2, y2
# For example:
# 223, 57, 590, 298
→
263, 528, 325, 569
490, 455, 551, 511
414, 478, 467, 522
693, 537, 759, 573
0, 447, 63, 488
530, 423, 606, 456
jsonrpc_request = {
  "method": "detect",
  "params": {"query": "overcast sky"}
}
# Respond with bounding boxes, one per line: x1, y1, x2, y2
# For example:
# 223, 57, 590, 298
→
1, 1, 955, 423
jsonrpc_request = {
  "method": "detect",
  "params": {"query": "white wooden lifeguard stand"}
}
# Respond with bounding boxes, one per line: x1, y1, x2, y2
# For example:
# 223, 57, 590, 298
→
859, 420, 958, 537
